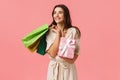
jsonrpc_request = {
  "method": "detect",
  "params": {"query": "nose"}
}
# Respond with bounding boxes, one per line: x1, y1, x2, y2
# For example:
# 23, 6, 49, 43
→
54, 13, 59, 17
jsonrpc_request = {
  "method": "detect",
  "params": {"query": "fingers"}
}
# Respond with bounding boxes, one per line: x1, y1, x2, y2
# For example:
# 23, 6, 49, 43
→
50, 24, 58, 30
50, 24, 62, 36
51, 25, 59, 32
51, 28, 57, 33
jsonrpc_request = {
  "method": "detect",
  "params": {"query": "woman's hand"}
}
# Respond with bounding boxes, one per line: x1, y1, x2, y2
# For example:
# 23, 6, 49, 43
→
59, 54, 78, 64
51, 25, 62, 37
46, 25, 61, 58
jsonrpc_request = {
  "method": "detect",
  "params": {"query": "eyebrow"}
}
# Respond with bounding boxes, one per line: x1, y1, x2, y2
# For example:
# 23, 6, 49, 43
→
54, 10, 64, 13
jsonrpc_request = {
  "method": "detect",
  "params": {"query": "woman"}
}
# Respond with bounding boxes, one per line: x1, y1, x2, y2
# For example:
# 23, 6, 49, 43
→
45, 4, 81, 80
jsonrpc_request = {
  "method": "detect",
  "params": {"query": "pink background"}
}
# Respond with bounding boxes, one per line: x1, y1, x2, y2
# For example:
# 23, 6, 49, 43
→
0, 0, 120, 80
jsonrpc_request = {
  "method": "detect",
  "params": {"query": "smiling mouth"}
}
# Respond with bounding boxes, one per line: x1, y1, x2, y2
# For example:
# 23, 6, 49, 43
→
55, 17, 61, 20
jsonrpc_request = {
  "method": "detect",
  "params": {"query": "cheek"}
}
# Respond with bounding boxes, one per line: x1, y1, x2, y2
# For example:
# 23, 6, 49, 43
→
53, 15, 56, 20
60, 14, 64, 19
53, 14, 55, 18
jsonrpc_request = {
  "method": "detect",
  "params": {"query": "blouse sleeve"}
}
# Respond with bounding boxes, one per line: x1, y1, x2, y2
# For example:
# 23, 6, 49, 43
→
45, 29, 56, 52
74, 27, 81, 55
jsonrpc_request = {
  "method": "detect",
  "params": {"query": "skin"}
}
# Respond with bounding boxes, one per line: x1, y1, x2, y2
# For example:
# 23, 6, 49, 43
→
46, 7, 79, 64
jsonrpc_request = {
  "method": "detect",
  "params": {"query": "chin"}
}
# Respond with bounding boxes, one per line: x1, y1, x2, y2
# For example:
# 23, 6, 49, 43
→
55, 21, 64, 24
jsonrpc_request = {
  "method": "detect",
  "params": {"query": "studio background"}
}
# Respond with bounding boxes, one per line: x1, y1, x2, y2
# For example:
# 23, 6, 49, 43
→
0, 0, 120, 80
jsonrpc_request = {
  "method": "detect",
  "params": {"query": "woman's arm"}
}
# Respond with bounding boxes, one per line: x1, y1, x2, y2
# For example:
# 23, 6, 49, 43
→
46, 26, 61, 58
60, 54, 78, 64
61, 27, 81, 64
46, 34, 60, 58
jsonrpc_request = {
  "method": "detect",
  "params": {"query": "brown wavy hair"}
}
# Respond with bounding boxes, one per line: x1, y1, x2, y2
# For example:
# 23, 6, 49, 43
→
49, 4, 81, 37
49, 4, 72, 29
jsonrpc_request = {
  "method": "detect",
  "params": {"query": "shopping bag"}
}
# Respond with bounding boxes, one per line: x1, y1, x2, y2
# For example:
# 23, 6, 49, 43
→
22, 24, 48, 52
58, 37, 76, 59
36, 33, 47, 55
27, 37, 40, 52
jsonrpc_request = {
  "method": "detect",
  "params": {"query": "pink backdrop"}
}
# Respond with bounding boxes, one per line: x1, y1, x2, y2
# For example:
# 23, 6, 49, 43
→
0, 0, 120, 80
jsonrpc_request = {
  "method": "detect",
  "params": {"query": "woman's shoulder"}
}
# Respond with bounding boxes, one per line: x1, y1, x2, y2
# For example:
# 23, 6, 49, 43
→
68, 26, 81, 34
67, 26, 81, 38
68, 26, 80, 32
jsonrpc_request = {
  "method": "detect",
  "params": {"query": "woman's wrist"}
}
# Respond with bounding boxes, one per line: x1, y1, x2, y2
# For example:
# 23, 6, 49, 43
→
56, 32, 61, 37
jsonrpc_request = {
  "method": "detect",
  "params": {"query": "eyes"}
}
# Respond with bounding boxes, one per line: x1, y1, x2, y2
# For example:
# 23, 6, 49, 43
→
53, 11, 64, 15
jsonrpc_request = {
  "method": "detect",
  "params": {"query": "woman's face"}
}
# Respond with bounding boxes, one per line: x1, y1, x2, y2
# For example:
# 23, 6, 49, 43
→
53, 7, 65, 24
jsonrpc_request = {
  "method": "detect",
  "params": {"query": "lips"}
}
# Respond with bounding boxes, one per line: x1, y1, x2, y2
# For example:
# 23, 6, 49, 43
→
55, 17, 61, 20
54, 17, 63, 23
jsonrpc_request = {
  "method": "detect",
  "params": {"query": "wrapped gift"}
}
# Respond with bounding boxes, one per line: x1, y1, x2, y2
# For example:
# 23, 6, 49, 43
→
58, 37, 76, 59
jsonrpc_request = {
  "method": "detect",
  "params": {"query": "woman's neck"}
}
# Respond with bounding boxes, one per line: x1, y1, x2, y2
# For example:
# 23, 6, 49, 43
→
57, 23, 67, 37
57, 23, 65, 31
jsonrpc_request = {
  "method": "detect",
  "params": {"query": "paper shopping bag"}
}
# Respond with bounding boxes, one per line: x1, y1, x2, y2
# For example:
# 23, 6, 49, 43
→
22, 24, 48, 52
27, 38, 40, 52
36, 33, 47, 55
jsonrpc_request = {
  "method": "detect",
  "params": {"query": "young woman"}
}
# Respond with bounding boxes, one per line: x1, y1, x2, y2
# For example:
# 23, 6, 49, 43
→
45, 4, 81, 80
